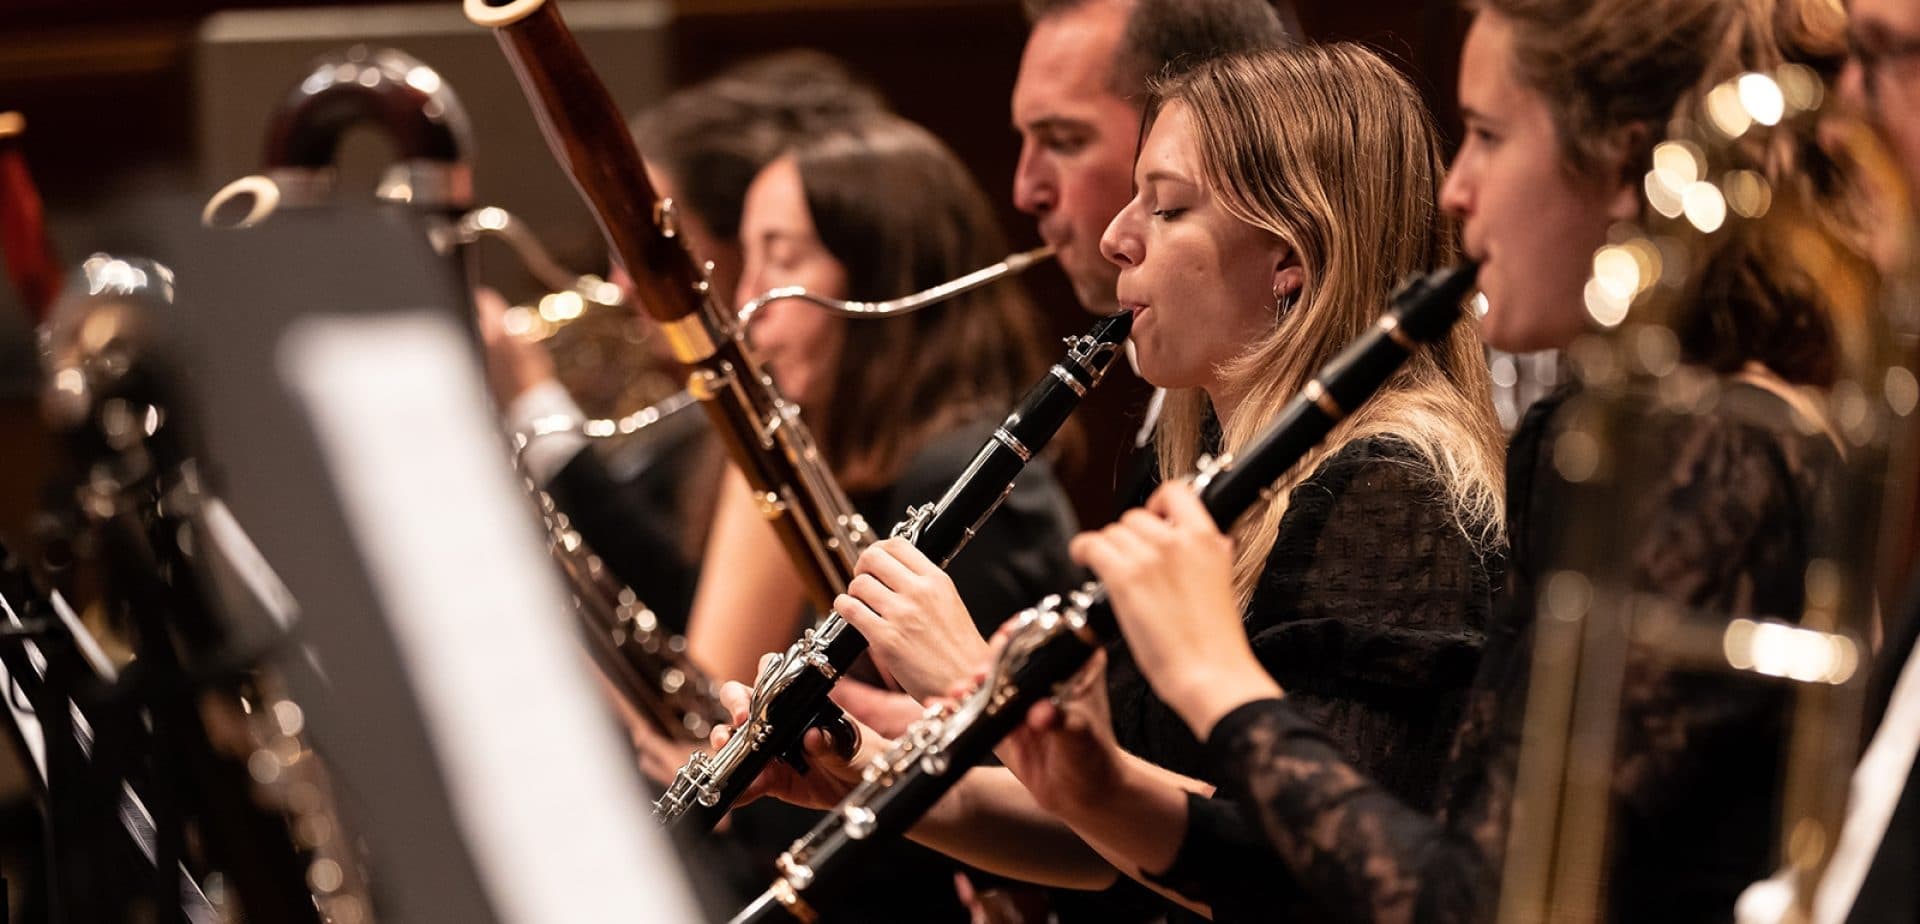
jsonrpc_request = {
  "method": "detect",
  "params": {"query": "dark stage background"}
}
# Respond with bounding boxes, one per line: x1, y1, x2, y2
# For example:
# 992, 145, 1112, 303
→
0, 0, 1469, 538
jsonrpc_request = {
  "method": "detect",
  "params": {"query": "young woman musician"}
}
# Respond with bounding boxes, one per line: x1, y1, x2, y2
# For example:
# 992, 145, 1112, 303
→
660, 110, 1086, 923
715, 42, 1508, 920
479, 52, 886, 630
680, 111, 1081, 690
1071, 0, 1852, 920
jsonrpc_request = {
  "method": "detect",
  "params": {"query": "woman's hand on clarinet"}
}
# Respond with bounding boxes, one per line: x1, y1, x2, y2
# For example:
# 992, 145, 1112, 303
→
832, 677, 934, 739
1071, 483, 1281, 739
834, 537, 990, 701
995, 646, 1127, 817
707, 657, 884, 812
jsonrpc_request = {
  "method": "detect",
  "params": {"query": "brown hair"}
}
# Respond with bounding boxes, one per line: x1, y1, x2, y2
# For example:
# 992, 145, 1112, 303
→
1474, 0, 1845, 177
792, 114, 1052, 491
1022, 0, 1299, 100
1149, 44, 1507, 605
630, 51, 886, 240
1475, 0, 1848, 385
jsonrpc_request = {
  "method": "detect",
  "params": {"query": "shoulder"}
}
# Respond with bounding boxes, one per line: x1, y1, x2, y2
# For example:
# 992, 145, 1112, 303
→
1534, 380, 1836, 519
889, 419, 1009, 500
1281, 434, 1449, 519
884, 418, 1075, 522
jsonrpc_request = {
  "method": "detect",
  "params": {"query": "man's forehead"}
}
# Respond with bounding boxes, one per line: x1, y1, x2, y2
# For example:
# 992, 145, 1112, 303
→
1012, 3, 1131, 122
1853, 0, 1920, 33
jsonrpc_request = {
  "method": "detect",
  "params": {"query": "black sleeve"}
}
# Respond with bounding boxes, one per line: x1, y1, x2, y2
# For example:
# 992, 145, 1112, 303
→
1187, 412, 1835, 924
1130, 438, 1498, 921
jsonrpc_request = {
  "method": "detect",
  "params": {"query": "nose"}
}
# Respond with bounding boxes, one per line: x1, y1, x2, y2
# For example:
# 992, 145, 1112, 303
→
1836, 55, 1869, 113
1439, 156, 1473, 220
1013, 138, 1055, 216
1100, 200, 1142, 269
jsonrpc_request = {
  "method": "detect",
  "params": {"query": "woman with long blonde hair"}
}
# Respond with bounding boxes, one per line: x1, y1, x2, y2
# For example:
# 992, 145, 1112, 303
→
715, 43, 1507, 921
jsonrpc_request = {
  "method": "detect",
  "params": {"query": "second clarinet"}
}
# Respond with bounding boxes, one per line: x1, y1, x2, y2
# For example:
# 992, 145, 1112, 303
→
654, 310, 1133, 830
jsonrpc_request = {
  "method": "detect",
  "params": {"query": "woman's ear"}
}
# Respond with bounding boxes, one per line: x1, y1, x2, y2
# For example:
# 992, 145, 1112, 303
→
1272, 244, 1307, 300
1600, 122, 1653, 222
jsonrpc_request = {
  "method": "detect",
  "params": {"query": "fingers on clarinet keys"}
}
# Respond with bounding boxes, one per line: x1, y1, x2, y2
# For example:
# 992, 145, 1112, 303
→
818, 710, 859, 763
778, 705, 858, 771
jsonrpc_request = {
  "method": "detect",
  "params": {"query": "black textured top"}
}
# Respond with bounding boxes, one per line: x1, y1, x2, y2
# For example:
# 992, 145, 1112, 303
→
1096, 434, 1499, 922
1198, 381, 1837, 924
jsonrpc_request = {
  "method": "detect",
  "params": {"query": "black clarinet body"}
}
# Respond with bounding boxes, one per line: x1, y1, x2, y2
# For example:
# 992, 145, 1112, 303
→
654, 311, 1133, 830
731, 263, 1479, 924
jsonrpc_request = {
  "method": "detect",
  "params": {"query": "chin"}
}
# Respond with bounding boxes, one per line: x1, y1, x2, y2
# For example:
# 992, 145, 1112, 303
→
1480, 298, 1555, 355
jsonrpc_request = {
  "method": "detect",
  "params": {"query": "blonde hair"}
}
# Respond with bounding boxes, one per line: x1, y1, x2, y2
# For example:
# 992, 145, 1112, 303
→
1149, 44, 1507, 607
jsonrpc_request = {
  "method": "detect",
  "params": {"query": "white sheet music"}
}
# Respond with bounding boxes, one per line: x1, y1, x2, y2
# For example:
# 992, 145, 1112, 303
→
282, 311, 700, 923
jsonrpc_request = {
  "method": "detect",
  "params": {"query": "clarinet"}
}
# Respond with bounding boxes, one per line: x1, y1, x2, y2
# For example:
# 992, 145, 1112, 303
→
468, 0, 875, 615
655, 311, 1135, 830
730, 263, 1480, 924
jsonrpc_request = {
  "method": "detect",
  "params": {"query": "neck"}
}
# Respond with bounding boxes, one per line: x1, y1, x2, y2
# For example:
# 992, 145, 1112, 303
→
1204, 384, 1239, 438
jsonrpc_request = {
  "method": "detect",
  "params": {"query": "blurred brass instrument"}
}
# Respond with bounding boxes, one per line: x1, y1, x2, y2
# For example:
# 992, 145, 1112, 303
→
455, 205, 686, 424
201, 47, 724, 747
1498, 65, 1918, 924
453, 203, 722, 741
735, 245, 1054, 324
41, 254, 372, 924
203, 45, 473, 228
477, 195, 1057, 438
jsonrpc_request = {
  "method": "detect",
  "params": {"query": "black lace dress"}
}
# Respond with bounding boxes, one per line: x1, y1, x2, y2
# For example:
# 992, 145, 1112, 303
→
1090, 435, 1500, 922
1196, 382, 1837, 923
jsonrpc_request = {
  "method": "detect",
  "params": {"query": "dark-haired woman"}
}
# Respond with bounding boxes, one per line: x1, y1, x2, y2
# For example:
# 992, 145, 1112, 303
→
663, 112, 1085, 924
679, 113, 1081, 690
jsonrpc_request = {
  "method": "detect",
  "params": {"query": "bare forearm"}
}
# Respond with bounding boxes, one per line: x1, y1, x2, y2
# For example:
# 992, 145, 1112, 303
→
1044, 753, 1214, 916
905, 767, 1119, 891
686, 468, 809, 683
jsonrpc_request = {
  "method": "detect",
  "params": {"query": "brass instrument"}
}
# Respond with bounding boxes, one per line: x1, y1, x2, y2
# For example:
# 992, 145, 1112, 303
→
455, 205, 682, 423
456, 202, 723, 741
41, 253, 372, 923
509, 242, 1061, 442
1498, 65, 1918, 924
203, 46, 472, 227
736, 245, 1054, 325
468, 0, 875, 617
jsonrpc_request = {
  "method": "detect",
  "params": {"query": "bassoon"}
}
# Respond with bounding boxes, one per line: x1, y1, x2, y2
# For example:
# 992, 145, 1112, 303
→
467, 0, 875, 618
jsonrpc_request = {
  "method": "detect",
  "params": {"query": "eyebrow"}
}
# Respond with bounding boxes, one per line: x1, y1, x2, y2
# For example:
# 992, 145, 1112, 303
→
1139, 169, 1195, 186
755, 229, 807, 248
1016, 115, 1095, 134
